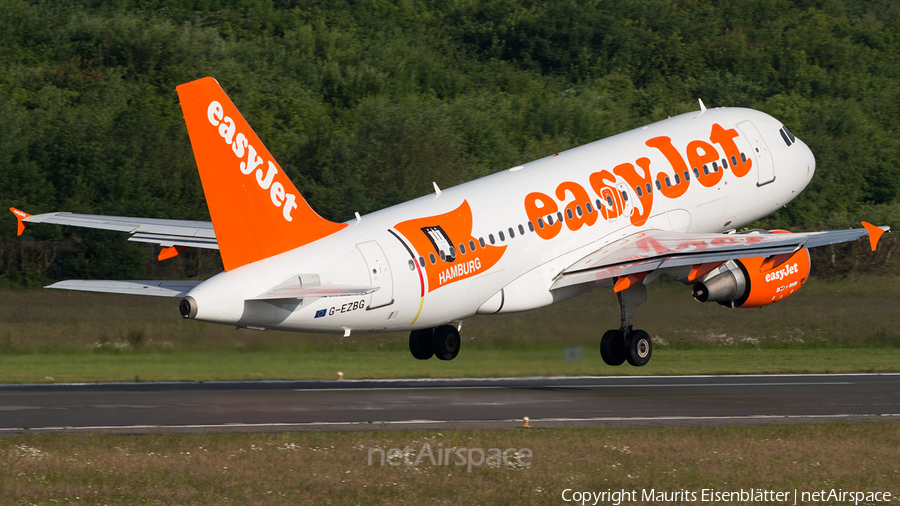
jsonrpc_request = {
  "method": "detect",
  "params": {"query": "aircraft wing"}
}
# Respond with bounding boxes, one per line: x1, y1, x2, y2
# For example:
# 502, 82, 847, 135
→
552, 223, 888, 291
12, 209, 218, 251
46, 280, 202, 297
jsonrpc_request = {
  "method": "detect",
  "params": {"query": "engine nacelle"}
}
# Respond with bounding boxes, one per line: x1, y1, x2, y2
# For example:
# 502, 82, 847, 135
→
691, 248, 811, 308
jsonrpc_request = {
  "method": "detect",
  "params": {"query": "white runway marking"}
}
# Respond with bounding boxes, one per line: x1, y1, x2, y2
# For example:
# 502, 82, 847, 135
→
1, 413, 898, 433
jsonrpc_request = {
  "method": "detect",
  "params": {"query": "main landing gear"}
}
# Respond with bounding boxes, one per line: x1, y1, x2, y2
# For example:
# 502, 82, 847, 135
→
601, 281, 653, 367
409, 324, 461, 361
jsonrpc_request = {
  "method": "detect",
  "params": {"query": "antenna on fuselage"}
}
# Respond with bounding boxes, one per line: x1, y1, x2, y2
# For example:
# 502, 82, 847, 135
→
698, 98, 707, 112
433, 182, 442, 196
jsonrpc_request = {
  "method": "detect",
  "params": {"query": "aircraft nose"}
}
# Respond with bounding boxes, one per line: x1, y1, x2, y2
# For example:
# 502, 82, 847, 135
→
802, 140, 815, 181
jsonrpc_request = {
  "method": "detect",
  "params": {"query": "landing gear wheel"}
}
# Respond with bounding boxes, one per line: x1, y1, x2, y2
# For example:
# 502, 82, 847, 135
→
409, 329, 434, 360
432, 325, 461, 361
600, 329, 626, 366
625, 330, 652, 367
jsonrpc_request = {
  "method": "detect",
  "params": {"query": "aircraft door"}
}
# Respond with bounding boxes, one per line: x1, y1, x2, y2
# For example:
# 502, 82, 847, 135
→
357, 241, 394, 309
737, 120, 775, 186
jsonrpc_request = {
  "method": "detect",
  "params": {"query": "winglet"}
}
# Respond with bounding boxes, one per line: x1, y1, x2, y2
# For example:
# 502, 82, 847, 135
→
861, 221, 887, 251
10, 208, 31, 236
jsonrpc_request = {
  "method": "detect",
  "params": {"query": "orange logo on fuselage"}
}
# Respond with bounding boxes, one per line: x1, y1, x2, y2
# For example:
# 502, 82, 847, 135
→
524, 123, 753, 237
394, 201, 506, 292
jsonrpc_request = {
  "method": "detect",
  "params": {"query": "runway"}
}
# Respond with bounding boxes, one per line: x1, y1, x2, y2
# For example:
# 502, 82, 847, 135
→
1, 374, 899, 434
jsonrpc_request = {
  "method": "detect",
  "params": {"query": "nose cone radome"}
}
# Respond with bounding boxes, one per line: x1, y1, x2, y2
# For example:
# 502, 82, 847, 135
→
807, 143, 816, 179
793, 138, 815, 191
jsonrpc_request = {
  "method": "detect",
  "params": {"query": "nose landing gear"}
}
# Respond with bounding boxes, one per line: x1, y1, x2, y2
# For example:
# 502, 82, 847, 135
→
601, 280, 653, 367
409, 324, 461, 361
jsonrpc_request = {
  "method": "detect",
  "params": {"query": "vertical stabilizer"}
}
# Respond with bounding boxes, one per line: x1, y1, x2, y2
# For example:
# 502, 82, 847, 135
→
177, 77, 346, 270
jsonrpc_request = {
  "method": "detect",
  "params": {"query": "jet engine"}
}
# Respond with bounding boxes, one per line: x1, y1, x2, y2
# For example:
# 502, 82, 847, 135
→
691, 248, 811, 308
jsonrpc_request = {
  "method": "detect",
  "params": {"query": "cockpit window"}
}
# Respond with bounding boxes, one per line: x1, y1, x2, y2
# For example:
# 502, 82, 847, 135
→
780, 127, 792, 146
784, 125, 796, 143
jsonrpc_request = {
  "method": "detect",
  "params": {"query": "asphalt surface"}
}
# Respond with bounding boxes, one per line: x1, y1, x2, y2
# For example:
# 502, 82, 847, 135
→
1, 374, 899, 434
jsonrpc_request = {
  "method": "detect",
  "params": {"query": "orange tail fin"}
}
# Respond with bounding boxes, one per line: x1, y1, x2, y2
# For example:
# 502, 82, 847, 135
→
176, 77, 346, 270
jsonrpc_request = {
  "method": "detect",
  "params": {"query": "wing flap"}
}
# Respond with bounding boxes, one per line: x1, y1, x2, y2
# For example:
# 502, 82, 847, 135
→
129, 233, 219, 249
46, 280, 201, 297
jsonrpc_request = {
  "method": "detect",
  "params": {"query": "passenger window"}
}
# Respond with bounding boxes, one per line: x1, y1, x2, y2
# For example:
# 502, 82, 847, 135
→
479, 237, 486, 248
439, 250, 446, 260
655, 180, 662, 191
721, 158, 728, 169
528, 221, 535, 232
508, 227, 515, 238
547, 215, 554, 225
419, 256, 426, 267
576, 205, 583, 217
684, 170, 690, 181
557, 212, 563, 222
429, 253, 436, 264
489, 234, 495, 245
566, 208, 574, 220
674, 173, 681, 185
712, 162, 718, 172
499, 231, 505, 241
731, 155, 737, 166
693, 167, 700, 178
740, 152, 747, 163
537, 218, 544, 229
645, 183, 652, 194
703, 165, 709, 175
595, 199, 602, 210
469, 240, 476, 251
636, 186, 643, 197
586, 202, 593, 213
621, 190, 628, 202
518, 224, 525, 234
459, 243, 466, 255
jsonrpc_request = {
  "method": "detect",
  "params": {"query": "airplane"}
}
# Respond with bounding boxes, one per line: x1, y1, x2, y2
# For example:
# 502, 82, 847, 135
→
10, 77, 888, 367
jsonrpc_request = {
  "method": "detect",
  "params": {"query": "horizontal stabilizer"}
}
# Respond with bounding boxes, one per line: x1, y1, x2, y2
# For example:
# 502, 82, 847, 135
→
46, 280, 202, 298
249, 285, 379, 301
21, 212, 218, 250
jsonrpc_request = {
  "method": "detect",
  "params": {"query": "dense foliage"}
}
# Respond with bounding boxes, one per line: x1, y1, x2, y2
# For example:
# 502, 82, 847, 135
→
2, 0, 899, 285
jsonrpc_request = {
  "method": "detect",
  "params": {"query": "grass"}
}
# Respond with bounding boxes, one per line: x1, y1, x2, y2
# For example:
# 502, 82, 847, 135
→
1, 275, 899, 383
1, 424, 898, 505
2, 347, 900, 383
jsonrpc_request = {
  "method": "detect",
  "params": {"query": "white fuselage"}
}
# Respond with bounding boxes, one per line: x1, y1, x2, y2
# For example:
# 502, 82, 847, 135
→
186, 107, 815, 333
